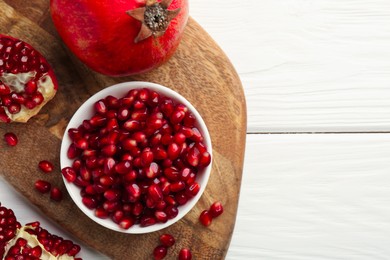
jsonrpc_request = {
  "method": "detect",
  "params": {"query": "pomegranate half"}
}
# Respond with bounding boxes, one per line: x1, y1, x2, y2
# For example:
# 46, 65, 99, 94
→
50, 0, 189, 76
0, 34, 58, 123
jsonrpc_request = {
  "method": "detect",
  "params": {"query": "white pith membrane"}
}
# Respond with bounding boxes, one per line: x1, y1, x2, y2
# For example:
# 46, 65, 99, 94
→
3, 225, 75, 260
0, 71, 56, 122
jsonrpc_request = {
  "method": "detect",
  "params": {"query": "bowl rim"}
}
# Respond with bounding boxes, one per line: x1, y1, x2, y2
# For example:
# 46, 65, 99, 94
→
60, 81, 213, 234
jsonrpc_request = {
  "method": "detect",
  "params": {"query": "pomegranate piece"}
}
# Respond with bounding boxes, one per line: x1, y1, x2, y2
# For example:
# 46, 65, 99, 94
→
199, 210, 212, 227
209, 201, 224, 218
159, 234, 175, 247
178, 248, 192, 260
0, 203, 81, 259
34, 180, 51, 194
38, 160, 54, 173
153, 245, 167, 260
0, 35, 58, 123
63, 88, 211, 229
3, 132, 18, 146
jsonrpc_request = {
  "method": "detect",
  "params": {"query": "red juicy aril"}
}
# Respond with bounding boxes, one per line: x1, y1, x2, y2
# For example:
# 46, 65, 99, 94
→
63, 88, 211, 229
0, 203, 81, 259
0, 34, 58, 123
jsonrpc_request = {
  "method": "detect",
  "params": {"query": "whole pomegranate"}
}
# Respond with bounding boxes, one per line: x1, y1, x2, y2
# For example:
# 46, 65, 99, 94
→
50, 0, 189, 77
0, 35, 58, 123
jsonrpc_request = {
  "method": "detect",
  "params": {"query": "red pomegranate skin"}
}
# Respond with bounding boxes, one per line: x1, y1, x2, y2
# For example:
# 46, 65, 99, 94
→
50, 0, 189, 76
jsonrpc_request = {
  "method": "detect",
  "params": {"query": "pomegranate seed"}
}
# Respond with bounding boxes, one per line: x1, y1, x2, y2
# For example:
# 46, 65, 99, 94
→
141, 149, 154, 166
199, 152, 211, 167
115, 160, 132, 174
117, 107, 130, 121
82, 196, 98, 209
101, 144, 117, 156
173, 132, 186, 144
126, 183, 141, 200
175, 192, 188, 205
186, 147, 200, 167
38, 160, 54, 173
90, 115, 106, 127
155, 210, 168, 223
119, 217, 134, 229
34, 180, 51, 194
199, 210, 212, 226
0, 84, 11, 95
145, 162, 159, 179
153, 245, 167, 260
209, 201, 224, 218
104, 189, 121, 201
170, 181, 185, 192
50, 187, 63, 201
170, 110, 185, 124
185, 182, 200, 197
74, 138, 88, 150
61, 167, 77, 182
8, 103, 21, 114
148, 184, 163, 202
165, 205, 178, 219
94, 99, 107, 115
123, 119, 141, 131
178, 248, 192, 260
4, 132, 18, 146
30, 246, 42, 257
140, 216, 156, 227
95, 207, 109, 219
67, 143, 80, 159
160, 234, 175, 247
111, 210, 124, 224
167, 142, 180, 160
105, 95, 119, 109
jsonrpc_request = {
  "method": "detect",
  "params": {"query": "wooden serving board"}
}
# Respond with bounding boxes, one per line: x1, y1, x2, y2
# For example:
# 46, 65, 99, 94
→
0, 0, 246, 259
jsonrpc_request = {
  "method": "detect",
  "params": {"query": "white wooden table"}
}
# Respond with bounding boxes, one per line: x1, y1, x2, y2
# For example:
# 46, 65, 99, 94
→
2, 1, 390, 259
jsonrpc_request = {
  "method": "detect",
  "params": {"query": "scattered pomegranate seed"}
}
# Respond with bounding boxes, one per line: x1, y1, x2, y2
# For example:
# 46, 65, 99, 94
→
178, 248, 192, 260
34, 180, 51, 194
4, 132, 18, 146
199, 210, 212, 227
160, 234, 175, 247
50, 187, 63, 201
209, 201, 224, 218
153, 245, 167, 260
38, 160, 54, 173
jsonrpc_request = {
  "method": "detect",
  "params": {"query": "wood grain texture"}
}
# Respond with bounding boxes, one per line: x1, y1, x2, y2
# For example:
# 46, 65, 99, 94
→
191, 0, 390, 133
0, 1, 247, 259
228, 134, 390, 259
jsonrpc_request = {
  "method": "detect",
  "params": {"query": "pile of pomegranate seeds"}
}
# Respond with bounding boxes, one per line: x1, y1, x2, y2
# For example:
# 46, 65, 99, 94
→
3, 132, 18, 146
62, 88, 211, 229
199, 201, 224, 227
0, 203, 81, 259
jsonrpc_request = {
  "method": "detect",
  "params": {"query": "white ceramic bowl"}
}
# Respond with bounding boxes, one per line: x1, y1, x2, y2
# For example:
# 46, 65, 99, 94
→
60, 81, 212, 234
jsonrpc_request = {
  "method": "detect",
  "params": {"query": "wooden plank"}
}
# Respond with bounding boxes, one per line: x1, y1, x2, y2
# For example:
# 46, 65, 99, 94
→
228, 134, 390, 259
191, 0, 390, 133
0, 1, 246, 259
